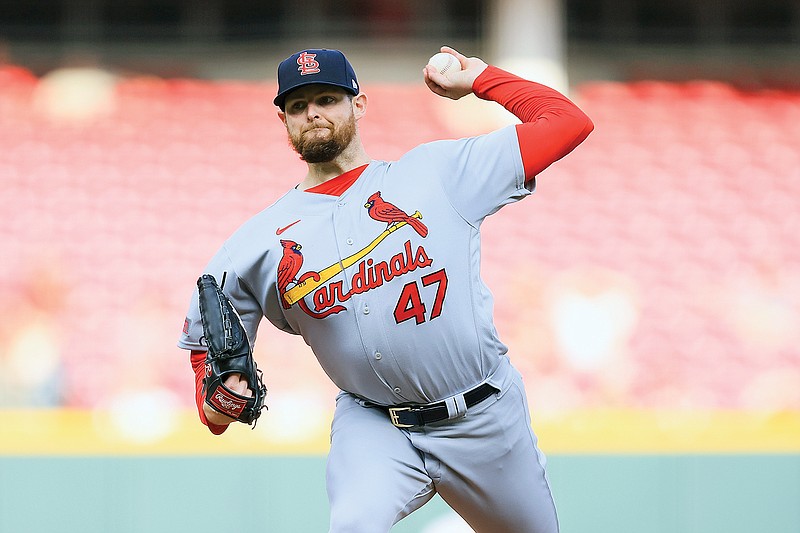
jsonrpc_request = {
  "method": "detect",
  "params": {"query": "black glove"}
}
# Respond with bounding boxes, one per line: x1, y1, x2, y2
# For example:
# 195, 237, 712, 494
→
197, 274, 267, 426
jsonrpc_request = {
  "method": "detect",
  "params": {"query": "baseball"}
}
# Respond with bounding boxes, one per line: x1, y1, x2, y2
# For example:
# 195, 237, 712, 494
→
427, 52, 462, 76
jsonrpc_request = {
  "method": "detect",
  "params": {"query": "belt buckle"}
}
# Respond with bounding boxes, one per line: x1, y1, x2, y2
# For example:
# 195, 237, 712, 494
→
388, 407, 415, 428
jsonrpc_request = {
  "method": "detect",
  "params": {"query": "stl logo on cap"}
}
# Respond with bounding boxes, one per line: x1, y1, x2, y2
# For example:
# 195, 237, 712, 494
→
297, 52, 321, 76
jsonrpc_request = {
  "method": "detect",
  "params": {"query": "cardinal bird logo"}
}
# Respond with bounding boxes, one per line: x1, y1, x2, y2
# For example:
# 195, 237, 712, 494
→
277, 194, 431, 317
364, 191, 428, 238
277, 239, 304, 308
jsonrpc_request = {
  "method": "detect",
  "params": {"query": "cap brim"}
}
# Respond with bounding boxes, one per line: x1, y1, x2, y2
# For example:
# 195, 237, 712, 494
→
274, 82, 359, 108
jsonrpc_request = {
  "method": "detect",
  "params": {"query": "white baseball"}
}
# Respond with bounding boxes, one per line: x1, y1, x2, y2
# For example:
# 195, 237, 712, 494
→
427, 52, 462, 76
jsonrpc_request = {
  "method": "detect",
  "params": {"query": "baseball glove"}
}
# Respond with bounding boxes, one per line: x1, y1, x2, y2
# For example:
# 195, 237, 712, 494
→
197, 274, 267, 426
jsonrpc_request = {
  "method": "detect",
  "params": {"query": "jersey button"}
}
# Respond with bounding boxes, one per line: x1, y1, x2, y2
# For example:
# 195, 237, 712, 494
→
363, 305, 370, 315
393, 387, 402, 394
346, 238, 354, 245
374, 352, 382, 360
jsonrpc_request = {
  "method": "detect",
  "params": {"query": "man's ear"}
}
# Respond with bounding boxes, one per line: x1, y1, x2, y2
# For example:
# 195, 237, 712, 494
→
277, 110, 286, 124
353, 93, 367, 120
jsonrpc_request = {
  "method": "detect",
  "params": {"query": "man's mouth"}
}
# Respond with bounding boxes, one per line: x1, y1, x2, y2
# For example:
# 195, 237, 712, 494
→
304, 125, 330, 134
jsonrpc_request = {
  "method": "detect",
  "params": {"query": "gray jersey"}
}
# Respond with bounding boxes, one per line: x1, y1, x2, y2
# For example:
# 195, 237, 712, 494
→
179, 125, 533, 405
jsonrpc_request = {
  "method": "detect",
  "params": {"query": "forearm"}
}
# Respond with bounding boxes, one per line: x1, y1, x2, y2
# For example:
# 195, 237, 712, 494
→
472, 66, 594, 178
190, 350, 230, 435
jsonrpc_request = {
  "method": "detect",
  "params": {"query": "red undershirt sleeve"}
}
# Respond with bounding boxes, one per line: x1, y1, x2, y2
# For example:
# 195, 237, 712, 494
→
472, 66, 594, 181
190, 350, 229, 435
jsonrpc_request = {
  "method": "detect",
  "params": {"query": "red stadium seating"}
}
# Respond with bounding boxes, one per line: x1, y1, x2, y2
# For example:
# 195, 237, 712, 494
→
2, 66, 798, 412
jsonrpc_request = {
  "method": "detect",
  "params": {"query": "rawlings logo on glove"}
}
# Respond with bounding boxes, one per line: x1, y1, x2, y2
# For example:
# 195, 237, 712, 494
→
197, 274, 267, 426
212, 389, 248, 417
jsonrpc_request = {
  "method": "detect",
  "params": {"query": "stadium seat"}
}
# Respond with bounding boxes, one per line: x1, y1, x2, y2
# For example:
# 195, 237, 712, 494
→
2, 69, 798, 412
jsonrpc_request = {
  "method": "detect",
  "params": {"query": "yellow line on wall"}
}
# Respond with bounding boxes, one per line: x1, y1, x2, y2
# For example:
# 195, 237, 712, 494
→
1, 409, 799, 456
535, 409, 800, 454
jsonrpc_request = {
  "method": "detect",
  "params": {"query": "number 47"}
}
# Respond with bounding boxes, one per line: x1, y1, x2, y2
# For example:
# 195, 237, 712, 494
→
393, 268, 448, 325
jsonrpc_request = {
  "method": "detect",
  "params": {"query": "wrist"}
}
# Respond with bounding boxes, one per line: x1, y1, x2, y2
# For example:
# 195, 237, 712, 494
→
203, 401, 235, 428
472, 65, 520, 101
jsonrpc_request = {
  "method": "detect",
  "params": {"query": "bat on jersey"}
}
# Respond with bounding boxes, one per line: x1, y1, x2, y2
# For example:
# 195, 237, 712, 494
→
282, 199, 425, 306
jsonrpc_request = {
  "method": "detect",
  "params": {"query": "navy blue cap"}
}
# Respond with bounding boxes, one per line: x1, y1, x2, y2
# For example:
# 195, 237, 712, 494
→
274, 49, 359, 109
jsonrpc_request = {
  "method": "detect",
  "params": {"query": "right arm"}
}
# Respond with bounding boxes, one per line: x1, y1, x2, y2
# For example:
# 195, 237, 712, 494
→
423, 46, 593, 182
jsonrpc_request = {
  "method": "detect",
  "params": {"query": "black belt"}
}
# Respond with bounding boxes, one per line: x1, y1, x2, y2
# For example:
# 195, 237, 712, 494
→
378, 383, 498, 428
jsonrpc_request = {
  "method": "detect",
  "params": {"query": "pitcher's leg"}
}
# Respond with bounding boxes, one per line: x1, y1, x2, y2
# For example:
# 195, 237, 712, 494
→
326, 394, 436, 533
430, 378, 559, 533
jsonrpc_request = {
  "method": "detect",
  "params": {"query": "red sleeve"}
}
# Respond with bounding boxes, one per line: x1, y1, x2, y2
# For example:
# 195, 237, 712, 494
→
190, 350, 229, 435
472, 66, 594, 180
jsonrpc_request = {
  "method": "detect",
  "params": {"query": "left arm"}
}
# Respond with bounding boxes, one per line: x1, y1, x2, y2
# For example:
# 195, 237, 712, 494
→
190, 350, 253, 432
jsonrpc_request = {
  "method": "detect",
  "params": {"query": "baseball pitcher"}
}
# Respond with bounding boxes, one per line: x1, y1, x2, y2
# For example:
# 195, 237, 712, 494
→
179, 46, 593, 532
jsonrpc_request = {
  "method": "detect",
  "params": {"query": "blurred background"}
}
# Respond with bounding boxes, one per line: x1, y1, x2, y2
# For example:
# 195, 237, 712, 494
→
1, 1, 799, 532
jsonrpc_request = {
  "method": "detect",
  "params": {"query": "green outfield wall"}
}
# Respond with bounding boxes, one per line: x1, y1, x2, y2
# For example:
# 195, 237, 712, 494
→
1, 454, 798, 533
3, 409, 798, 532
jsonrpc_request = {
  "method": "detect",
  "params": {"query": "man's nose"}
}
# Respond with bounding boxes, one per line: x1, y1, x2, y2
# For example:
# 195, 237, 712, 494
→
305, 104, 321, 119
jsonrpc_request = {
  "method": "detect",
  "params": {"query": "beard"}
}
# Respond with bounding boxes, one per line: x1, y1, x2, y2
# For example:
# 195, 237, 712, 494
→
289, 115, 357, 164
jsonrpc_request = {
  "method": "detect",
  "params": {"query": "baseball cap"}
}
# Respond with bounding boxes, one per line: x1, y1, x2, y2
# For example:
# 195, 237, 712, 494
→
273, 49, 359, 109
